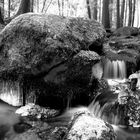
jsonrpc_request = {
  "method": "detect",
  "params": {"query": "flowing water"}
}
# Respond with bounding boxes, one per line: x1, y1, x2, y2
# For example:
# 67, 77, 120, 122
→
90, 59, 140, 139
0, 81, 22, 106
89, 93, 140, 140
51, 59, 140, 139
103, 59, 126, 79
1, 60, 140, 139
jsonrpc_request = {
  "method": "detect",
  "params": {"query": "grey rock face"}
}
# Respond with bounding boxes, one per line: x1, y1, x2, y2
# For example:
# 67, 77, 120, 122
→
0, 13, 106, 108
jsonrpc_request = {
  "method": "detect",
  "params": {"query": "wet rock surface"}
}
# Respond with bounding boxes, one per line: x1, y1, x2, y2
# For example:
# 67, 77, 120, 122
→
16, 103, 59, 119
1, 15, 140, 140
0, 13, 106, 109
93, 78, 140, 128
14, 104, 115, 140
65, 109, 115, 140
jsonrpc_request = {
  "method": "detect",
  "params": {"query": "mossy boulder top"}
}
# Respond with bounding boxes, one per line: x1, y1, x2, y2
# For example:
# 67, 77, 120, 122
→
0, 13, 105, 75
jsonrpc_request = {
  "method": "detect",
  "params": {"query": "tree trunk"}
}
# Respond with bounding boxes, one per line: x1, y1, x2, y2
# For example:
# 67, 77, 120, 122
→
45, 0, 53, 13
137, 0, 139, 26
30, 0, 34, 12
116, 0, 120, 28
58, 0, 61, 15
16, 0, 31, 16
0, 0, 4, 24
124, 0, 128, 26
131, 0, 136, 26
5, 0, 32, 23
41, 0, 46, 12
62, 0, 64, 16
0, 7, 4, 24
37, 0, 39, 12
66, 0, 69, 16
109, 0, 113, 28
8, 0, 10, 17
86, 0, 91, 19
120, 0, 125, 27
11, 0, 31, 19
2, 0, 4, 11
99, 0, 102, 22
93, 0, 97, 20
102, 0, 110, 29
128, 0, 132, 26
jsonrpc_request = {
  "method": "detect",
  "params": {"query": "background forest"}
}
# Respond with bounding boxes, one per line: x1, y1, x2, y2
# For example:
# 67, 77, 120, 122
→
0, 0, 140, 29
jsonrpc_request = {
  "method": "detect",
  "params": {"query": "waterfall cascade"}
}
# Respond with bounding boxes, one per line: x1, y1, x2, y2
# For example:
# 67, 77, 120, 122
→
89, 59, 140, 139
0, 81, 22, 106
46, 58, 140, 139
103, 59, 126, 80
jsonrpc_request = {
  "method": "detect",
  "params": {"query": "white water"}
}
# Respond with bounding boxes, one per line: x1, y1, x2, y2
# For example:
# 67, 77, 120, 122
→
0, 81, 22, 106
56, 105, 140, 140
104, 59, 126, 79
0, 59, 138, 139
88, 87, 140, 140
112, 125, 140, 140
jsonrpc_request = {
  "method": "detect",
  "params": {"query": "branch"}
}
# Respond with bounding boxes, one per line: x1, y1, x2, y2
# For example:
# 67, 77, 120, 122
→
45, 0, 53, 13
41, 0, 47, 12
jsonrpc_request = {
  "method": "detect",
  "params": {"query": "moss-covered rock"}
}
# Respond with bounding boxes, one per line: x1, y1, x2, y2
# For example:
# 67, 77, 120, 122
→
0, 13, 105, 109
0, 13, 105, 74
112, 26, 140, 37
64, 109, 115, 140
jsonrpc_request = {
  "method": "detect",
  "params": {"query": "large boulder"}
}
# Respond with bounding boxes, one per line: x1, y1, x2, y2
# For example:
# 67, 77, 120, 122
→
0, 13, 105, 74
0, 13, 106, 108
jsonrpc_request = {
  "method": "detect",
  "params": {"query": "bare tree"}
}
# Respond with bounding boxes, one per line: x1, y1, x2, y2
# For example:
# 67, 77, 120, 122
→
5, 0, 32, 23
128, 0, 132, 26
58, 0, 61, 15
102, 0, 110, 29
37, 0, 39, 12
132, 0, 136, 26
15, 0, 32, 17
2, 0, 4, 11
120, 0, 125, 26
66, 0, 69, 16
0, 7, 4, 24
86, 0, 91, 19
30, 0, 34, 12
62, 0, 64, 16
8, 0, 10, 17
93, 0, 97, 20
99, 0, 102, 22
41, 0, 47, 12
124, 0, 128, 26
116, 0, 120, 28
0, 0, 4, 21
45, 0, 53, 13
136, 0, 139, 26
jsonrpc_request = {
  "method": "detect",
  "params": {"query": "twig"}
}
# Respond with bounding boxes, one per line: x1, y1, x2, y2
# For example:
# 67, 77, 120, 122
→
41, 0, 47, 12
45, 0, 53, 13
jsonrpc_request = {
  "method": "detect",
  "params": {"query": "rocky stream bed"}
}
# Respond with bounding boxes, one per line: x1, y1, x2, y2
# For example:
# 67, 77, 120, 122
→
0, 13, 140, 140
